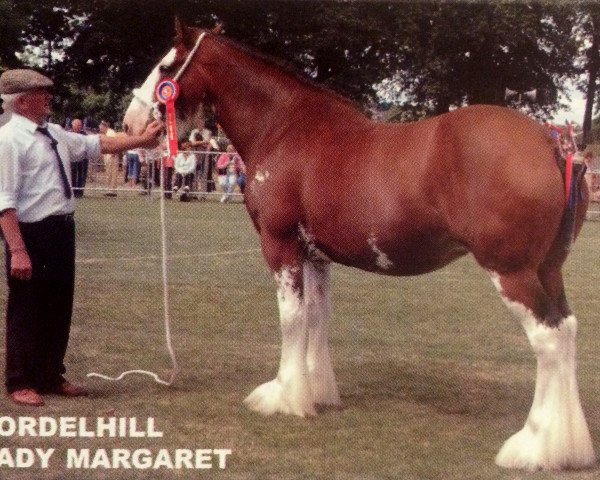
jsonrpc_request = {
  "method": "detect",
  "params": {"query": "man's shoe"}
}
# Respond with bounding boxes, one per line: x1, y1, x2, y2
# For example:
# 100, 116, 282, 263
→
9, 389, 44, 406
51, 381, 89, 397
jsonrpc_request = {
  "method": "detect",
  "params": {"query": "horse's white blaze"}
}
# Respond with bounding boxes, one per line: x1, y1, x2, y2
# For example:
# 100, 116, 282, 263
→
123, 48, 205, 139
123, 48, 176, 135
489, 273, 595, 470
244, 266, 316, 417
368, 233, 393, 270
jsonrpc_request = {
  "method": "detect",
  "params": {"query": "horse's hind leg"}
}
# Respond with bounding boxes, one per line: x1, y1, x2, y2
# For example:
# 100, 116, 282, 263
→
304, 261, 341, 408
490, 269, 595, 470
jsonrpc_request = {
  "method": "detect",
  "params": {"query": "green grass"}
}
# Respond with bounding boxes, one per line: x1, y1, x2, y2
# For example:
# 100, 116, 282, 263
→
1, 195, 600, 479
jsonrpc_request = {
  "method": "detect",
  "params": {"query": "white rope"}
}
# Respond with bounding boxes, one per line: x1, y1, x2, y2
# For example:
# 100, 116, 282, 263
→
88, 32, 208, 387
88, 153, 179, 386
173, 32, 206, 82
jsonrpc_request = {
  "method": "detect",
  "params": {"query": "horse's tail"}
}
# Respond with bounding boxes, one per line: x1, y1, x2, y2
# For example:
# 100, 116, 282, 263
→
556, 149, 588, 252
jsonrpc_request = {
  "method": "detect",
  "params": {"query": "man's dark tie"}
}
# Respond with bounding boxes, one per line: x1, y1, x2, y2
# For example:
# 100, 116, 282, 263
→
36, 126, 72, 199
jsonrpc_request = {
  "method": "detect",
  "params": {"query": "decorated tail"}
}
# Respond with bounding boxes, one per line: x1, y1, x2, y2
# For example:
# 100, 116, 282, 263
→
555, 122, 587, 251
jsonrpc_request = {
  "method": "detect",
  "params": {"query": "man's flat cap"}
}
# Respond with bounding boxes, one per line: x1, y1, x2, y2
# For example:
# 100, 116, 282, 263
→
0, 69, 54, 94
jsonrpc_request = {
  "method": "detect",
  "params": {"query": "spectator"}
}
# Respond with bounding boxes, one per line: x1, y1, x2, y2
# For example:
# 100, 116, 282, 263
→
237, 155, 247, 195
142, 146, 162, 195
583, 151, 600, 202
173, 141, 197, 201
125, 149, 141, 189
161, 141, 175, 199
216, 144, 242, 203
189, 121, 219, 192
99, 120, 119, 197
69, 118, 88, 198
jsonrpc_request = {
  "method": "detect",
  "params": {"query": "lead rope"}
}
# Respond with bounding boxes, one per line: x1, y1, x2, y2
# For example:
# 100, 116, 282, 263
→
88, 32, 208, 386
88, 153, 179, 386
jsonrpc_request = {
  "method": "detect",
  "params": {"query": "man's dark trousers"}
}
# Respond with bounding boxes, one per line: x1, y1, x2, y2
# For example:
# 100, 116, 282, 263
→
5, 214, 75, 393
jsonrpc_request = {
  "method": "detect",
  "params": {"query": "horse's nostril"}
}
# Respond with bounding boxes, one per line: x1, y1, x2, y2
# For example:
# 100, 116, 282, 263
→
123, 123, 130, 134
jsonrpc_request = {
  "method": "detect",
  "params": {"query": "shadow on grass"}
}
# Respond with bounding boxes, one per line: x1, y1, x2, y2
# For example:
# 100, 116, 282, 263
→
338, 360, 531, 419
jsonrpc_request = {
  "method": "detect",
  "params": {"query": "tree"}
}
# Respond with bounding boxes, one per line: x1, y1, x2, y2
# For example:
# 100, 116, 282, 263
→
17, 1, 82, 73
380, 2, 578, 119
62, 0, 175, 94
576, 3, 600, 145
7, 0, 588, 123
0, 0, 27, 69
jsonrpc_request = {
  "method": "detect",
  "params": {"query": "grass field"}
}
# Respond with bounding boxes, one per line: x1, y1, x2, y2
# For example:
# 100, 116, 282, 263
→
1, 195, 600, 479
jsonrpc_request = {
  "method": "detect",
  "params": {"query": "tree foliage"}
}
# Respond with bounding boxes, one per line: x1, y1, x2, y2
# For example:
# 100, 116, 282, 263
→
574, 2, 600, 144
1, 1, 598, 126
0, 0, 29, 68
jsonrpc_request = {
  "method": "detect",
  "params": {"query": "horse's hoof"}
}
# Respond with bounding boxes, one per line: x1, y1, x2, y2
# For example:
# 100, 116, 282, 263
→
244, 379, 316, 417
496, 425, 596, 471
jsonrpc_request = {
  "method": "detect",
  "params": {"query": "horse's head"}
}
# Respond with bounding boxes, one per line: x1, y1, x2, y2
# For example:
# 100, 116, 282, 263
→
122, 19, 215, 137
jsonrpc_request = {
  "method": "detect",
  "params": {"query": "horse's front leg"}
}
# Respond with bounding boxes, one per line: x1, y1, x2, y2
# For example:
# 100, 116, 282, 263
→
244, 235, 316, 417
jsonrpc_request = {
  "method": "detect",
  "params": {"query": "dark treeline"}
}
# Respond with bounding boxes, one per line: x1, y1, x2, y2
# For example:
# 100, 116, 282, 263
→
2, 1, 600, 140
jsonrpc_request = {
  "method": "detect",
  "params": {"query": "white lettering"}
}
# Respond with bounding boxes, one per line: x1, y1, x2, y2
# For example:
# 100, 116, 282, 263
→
96, 417, 116, 437
0, 418, 16, 436
175, 449, 193, 469
152, 449, 174, 469
0, 448, 15, 468
16, 448, 33, 468
59, 417, 77, 437
39, 417, 57, 437
129, 418, 145, 438
147, 417, 163, 438
119, 417, 127, 437
112, 449, 131, 469
78, 418, 95, 438
18, 417, 36, 437
195, 449, 213, 469
67, 449, 89, 469
0, 448, 54, 468
90, 449, 111, 469
65, 448, 233, 470
214, 449, 232, 469
36, 448, 54, 469
132, 449, 152, 469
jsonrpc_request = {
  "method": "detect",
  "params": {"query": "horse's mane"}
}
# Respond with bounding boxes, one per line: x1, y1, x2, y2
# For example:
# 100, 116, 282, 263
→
206, 31, 362, 113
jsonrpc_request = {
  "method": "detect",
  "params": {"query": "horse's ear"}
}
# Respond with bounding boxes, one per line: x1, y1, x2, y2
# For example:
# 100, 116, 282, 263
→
174, 17, 197, 48
212, 21, 225, 35
174, 16, 185, 40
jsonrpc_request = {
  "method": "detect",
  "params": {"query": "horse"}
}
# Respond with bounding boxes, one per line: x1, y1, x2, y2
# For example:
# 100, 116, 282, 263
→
123, 20, 595, 471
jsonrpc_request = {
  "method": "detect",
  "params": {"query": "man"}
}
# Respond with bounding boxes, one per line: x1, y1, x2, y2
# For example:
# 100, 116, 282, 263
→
99, 120, 119, 197
0, 68, 162, 406
69, 118, 88, 197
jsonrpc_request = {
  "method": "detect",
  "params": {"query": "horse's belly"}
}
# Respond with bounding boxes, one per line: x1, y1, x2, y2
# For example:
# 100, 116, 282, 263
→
310, 230, 469, 276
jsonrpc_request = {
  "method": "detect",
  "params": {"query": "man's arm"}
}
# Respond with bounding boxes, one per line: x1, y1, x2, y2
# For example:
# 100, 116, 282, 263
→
99, 121, 164, 154
0, 209, 31, 281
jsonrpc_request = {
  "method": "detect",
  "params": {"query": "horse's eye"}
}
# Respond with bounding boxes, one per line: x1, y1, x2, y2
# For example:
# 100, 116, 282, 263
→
159, 65, 170, 73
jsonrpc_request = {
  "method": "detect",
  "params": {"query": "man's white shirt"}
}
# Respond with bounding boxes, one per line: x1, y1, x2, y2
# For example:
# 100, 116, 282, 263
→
0, 114, 101, 222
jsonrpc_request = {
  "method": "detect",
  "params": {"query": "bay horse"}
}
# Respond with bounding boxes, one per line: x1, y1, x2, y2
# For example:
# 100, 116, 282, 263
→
123, 21, 595, 471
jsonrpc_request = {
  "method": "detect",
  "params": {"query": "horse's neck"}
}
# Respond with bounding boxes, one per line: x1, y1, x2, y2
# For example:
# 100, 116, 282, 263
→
203, 41, 361, 162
